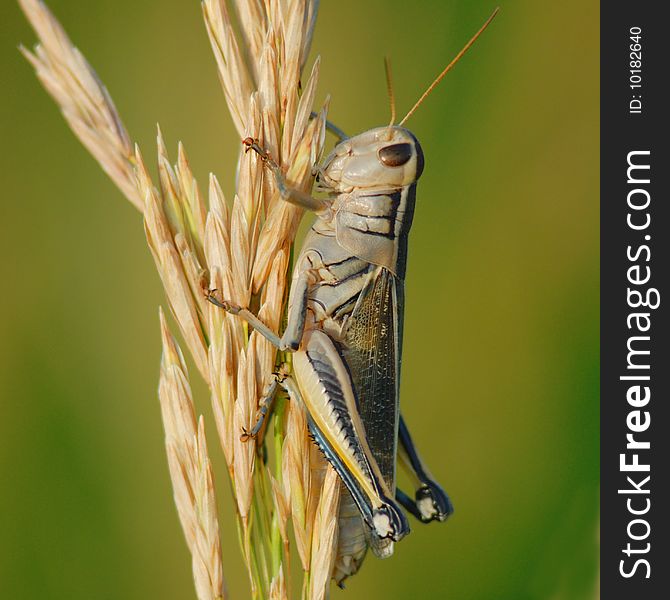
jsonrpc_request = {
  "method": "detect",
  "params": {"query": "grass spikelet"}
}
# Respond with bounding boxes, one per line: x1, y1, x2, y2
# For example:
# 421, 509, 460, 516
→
18, 0, 141, 208
158, 308, 227, 600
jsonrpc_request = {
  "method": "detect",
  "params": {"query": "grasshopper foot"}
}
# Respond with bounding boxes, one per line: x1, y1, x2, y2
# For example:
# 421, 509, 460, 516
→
205, 289, 241, 314
239, 427, 255, 443
242, 137, 272, 162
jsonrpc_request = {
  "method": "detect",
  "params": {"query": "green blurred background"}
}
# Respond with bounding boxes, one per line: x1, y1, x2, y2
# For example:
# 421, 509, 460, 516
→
0, 1, 599, 598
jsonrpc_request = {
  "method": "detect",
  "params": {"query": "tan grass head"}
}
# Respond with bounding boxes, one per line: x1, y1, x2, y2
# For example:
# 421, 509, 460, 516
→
20, 0, 340, 598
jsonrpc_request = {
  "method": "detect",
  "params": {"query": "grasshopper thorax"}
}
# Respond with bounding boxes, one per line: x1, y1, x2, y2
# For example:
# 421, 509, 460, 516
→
319, 126, 424, 194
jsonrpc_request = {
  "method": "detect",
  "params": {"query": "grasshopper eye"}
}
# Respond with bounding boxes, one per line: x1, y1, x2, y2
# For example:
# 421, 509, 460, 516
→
378, 143, 413, 167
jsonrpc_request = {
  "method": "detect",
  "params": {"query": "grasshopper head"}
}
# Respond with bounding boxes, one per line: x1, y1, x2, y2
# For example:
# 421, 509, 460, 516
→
320, 126, 424, 193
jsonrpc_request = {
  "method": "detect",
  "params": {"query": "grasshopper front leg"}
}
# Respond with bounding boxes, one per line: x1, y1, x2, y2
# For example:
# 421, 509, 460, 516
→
397, 415, 453, 523
242, 138, 332, 214
207, 256, 312, 351
309, 111, 349, 142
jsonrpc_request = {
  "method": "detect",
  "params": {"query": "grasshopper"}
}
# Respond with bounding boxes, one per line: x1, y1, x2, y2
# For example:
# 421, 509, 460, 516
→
208, 8, 498, 584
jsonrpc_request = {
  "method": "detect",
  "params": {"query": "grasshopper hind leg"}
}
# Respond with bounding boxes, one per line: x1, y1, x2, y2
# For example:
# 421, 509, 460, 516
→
293, 329, 410, 543
398, 414, 454, 523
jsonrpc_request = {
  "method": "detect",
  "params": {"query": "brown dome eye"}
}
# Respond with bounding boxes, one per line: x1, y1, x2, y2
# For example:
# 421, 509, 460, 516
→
378, 143, 413, 167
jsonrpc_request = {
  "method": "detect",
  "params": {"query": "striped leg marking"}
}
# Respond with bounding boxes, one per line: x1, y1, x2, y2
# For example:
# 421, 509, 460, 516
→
293, 329, 409, 542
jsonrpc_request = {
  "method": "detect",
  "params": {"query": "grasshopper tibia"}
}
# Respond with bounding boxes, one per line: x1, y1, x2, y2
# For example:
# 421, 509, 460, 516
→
398, 415, 453, 522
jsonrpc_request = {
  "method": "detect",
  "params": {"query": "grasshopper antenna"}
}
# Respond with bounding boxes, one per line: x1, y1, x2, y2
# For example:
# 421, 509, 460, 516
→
384, 56, 396, 126
398, 7, 499, 126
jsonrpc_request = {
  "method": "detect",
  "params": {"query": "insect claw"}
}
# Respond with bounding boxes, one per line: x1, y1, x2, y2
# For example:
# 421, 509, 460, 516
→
204, 288, 223, 307
240, 427, 255, 442
241, 137, 271, 162
205, 289, 241, 314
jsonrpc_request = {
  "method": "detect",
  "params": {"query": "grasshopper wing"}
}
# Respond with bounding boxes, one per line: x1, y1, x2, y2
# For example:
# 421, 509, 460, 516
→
340, 266, 404, 557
